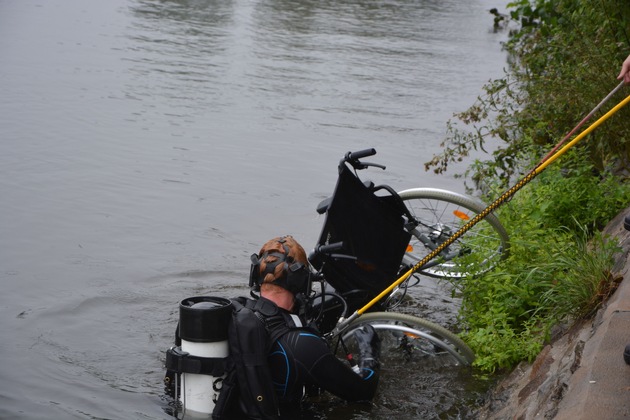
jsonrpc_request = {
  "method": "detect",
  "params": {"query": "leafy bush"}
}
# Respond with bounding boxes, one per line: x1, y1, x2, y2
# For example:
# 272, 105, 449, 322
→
454, 150, 630, 371
513, 150, 630, 232
426, 0, 630, 183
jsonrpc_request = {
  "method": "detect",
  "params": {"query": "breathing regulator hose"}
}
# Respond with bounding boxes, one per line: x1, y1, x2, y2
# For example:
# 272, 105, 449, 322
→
331, 88, 630, 334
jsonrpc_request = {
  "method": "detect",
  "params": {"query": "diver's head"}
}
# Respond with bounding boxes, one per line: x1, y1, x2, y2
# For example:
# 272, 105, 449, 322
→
249, 235, 311, 297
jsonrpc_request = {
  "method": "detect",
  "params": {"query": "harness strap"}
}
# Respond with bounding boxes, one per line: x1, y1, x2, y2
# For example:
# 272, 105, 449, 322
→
243, 297, 304, 346
165, 346, 228, 377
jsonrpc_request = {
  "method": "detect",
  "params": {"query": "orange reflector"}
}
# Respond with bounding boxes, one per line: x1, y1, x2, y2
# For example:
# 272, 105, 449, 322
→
404, 332, 420, 339
406, 244, 414, 252
453, 209, 470, 220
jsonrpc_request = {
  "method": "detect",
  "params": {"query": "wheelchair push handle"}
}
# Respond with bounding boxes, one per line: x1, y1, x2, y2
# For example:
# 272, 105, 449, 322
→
308, 241, 356, 272
310, 241, 349, 262
341, 148, 386, 171
316, 241, 345, 254
347, 148, 376, 160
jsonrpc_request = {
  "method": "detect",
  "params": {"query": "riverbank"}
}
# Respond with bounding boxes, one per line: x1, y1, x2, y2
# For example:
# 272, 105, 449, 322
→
475, 207, 630, 419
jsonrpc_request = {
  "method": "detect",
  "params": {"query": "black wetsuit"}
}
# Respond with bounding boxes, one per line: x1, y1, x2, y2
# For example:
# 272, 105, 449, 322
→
266, 305, 379, 407
167, 296, 378, 419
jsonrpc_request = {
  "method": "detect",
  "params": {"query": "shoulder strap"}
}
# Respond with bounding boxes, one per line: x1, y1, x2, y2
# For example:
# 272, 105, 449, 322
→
226, 298, 281, 419
249, 299, 303, 347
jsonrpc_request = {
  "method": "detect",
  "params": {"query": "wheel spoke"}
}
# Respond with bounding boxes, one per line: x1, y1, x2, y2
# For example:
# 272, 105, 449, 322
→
398, 188, 509, 279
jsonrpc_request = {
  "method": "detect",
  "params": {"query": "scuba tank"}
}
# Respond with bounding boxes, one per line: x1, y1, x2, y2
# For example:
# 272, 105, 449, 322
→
165, 296, 232, 417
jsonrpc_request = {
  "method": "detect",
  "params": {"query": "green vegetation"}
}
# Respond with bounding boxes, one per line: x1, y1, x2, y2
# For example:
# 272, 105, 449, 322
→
457, 160, 628, 371
430, 0, 630, 372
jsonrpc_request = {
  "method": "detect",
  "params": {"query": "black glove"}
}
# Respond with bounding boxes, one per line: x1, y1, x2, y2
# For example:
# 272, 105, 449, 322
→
353, 324, 380, 378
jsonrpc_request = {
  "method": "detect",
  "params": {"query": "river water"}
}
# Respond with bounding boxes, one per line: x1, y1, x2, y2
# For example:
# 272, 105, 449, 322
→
0, 0, 509, 418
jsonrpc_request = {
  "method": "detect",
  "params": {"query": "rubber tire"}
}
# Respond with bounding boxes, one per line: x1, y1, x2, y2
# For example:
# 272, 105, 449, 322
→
341, 311, 475, 366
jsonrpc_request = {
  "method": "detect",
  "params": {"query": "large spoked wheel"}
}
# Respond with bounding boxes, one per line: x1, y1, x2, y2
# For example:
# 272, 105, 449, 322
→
398, 188, 510, 279
339, 312, 475, 367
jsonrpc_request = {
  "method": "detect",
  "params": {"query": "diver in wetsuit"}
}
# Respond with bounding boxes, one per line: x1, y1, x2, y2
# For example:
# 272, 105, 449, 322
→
250, 235, 381, 412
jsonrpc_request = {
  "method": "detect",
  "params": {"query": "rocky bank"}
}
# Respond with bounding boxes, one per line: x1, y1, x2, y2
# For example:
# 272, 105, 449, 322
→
475, 208, 630, 419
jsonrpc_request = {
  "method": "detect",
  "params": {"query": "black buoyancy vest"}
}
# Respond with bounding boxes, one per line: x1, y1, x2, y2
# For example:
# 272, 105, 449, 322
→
212, 297, 300, 420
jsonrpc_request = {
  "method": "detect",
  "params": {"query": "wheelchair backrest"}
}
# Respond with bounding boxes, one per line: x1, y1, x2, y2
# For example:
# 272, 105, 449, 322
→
313, 164, 412, 305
